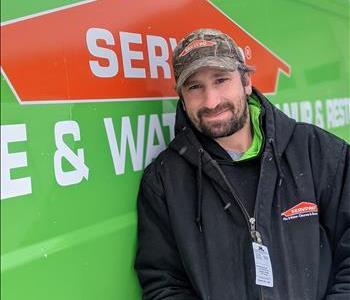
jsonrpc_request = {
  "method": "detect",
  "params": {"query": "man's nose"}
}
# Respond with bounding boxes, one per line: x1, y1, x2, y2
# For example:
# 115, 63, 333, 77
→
202, 87, 220, 109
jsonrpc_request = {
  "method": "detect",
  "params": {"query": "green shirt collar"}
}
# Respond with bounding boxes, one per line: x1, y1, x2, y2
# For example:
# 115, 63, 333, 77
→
239, 95, 263, 161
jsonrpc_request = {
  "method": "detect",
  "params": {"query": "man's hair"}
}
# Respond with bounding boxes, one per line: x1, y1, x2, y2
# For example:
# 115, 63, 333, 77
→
178, 64, 255, 98
238, 64, 256, 87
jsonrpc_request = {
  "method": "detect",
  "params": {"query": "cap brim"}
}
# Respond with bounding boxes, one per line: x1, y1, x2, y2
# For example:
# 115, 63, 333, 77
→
176, 56, 239, 92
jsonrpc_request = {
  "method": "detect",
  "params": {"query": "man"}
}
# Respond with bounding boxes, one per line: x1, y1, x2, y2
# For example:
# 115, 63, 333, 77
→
135, 28, 350, 299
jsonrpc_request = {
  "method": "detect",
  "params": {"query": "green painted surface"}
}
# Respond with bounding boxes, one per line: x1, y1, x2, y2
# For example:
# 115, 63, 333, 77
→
1, 1, 349, 299
214, 0, 349, 141
1, 0, 84, 22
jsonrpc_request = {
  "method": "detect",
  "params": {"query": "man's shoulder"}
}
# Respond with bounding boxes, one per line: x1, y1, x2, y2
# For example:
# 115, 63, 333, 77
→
295, 121, 347, 142
142, 146, 189, 186
269, 99, 347, 151
289, 121, 348, 158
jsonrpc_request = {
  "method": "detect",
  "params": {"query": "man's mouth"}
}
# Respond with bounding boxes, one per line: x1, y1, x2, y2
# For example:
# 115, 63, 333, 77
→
202, 108, 231, 119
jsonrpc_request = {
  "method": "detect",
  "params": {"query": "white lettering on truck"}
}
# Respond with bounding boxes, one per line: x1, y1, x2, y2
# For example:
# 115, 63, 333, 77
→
275, 97, 349, 129
86, 28, 177, 79
104, 113, 175, 175
300, 101, 313, 124
1, 98, 347, 200
104, 116, 145, 175
326, 98, 350, 129
86, 28, 119, 78
0, 124, 32, 200
120, 31, 146, 78
54, 121, 89, 186
147, 35, 171, 79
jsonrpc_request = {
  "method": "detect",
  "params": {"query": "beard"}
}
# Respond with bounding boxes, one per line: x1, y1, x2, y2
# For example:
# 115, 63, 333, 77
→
195, 95, 249, 139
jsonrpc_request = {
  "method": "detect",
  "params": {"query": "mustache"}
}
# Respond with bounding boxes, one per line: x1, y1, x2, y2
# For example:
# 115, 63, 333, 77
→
197, 102, 235, 118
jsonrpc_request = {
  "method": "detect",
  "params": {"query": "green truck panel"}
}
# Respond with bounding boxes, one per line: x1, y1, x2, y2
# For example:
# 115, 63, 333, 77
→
1, 0, 349, 299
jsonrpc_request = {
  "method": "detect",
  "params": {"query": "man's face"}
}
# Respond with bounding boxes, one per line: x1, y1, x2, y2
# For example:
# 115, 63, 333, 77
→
180, 68, 252, 139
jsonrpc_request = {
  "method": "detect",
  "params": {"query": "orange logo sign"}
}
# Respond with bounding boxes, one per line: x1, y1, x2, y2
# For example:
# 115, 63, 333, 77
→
1, 0, 291, 104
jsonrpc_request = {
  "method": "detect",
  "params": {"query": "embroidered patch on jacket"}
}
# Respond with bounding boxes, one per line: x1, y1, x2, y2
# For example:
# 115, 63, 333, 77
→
281, 202, 318, 221
179, 40, 217, 57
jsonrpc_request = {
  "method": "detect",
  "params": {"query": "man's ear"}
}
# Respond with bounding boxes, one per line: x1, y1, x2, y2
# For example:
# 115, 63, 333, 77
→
180, 96, 186, 111
244, 74, 252, 96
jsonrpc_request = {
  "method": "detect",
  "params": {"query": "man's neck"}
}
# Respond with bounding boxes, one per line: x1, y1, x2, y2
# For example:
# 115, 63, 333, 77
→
214, 117, 252, 153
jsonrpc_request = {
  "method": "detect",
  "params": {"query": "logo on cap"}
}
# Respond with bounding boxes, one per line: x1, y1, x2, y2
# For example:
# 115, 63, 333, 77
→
179, 39, 217, 57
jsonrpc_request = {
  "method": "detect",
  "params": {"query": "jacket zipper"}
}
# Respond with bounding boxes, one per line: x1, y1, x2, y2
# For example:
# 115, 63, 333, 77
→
249, 217, 262, 244
208, 156, 262, 243
209, 154, 265, 300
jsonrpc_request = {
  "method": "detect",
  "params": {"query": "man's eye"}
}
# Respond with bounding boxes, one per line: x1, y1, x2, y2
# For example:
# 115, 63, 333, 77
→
188, 84, 201, 90
216, 78, 229, 84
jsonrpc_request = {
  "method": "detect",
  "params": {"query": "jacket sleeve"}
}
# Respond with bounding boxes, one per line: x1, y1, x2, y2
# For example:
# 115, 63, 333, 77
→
324, 143, 350, 299
134, 168, 200, 300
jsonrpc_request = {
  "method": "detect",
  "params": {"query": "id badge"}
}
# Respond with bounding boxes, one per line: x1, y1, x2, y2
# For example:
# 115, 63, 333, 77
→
252, 242, 273, 287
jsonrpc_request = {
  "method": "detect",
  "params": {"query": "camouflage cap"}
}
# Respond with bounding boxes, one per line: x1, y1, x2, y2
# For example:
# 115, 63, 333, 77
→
172, 28, 245, 92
